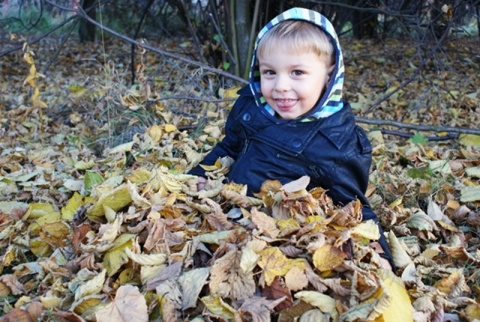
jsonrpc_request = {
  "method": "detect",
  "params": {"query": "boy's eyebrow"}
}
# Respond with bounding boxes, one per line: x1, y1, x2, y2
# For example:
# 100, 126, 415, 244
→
259, 62, 311, 69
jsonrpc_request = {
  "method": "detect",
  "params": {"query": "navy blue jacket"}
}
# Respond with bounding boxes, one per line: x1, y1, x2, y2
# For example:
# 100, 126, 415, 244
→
189, 8, 394, 269
191, 86, 373, 213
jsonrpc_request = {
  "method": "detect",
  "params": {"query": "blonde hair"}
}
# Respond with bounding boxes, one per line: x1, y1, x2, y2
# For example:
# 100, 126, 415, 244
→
257, 20, 334, 67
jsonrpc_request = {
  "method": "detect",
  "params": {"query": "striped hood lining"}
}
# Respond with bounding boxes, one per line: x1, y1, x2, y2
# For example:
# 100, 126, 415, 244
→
248, 7, 344, 120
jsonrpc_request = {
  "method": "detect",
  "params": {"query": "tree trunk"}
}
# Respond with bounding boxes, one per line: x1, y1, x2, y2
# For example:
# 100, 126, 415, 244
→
232, 0, 252, 79
79, 0, 96, 43
352, 0, 379, 39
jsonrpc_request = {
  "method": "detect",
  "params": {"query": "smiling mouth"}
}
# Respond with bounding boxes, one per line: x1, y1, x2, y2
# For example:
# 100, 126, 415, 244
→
275, 99, 297, 110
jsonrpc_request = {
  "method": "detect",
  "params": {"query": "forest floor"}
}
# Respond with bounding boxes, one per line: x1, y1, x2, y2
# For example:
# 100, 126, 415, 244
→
0, 34, 479, 321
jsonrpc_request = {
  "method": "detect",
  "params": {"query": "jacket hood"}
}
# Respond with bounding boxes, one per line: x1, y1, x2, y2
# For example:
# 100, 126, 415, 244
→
249, 7, 344, 120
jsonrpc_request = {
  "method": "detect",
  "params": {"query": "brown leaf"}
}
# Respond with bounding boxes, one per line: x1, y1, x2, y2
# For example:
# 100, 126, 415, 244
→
261, 276, 294, 311
95, 284, 148, 322
0, 308, 34, 322
0, 274, 24, 295
71, 223, 92, 255
236, 296, 288, 322
251, 207, 279, 239
284, 266, 308, 291
145, 261, 182, 291
209, 249, 256, 300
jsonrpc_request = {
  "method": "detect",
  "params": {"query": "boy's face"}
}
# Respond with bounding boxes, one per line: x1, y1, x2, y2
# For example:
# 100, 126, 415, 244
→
258, 50, 330, 120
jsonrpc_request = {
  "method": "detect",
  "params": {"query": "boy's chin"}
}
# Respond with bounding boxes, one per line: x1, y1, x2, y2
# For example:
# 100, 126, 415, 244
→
275, 110, 309, 120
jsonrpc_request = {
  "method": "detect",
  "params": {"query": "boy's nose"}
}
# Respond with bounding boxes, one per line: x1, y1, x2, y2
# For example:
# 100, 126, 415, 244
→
274, 75, 291, 92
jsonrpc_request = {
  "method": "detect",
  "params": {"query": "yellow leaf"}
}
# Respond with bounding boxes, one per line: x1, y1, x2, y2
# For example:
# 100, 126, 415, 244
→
434, 270, 464, 297
28, 212, 62, 234
23, 203, 57, 220
352, 220, 380, 240
30, 237, 52, 258
23, 52, 35, 65
219, 85, 241, 99
125, 248, 167, 266
29, 63, 37, 77
102, 235, 134, 275
61, 192, 83, 221
0, 282, 9, 297
312, 243, 346, 272
388, 197, 403, 209
374, 269, 414, 322
464, 303, 480, 320
40, 296, 62, 309
164, 124, 177, 133
116, 268, 139, 286
258, 247, 304, 285
200, 163, 220, 171
87, 184, 132, 220
148, 125, 163, 142
40, 221, 71, 247
201, 295, 236, 320
70, 295, 105, 316
75, 159, 96, 170
74, 269, 106, 301
295, 291, 338, 320
2, 245, 18, 268
459, 134, 480, 147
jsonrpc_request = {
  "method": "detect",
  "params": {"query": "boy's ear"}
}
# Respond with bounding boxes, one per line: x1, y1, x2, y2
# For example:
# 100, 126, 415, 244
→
326, 64, 335, 82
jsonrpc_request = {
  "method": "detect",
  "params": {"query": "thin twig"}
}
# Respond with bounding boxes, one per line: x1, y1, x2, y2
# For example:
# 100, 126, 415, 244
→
378, 129, 459, 141
356, 117, 480, 135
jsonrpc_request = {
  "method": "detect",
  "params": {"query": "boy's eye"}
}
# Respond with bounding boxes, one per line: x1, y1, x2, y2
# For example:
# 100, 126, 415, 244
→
292, 70, 304, 76
262, 70, 275, 76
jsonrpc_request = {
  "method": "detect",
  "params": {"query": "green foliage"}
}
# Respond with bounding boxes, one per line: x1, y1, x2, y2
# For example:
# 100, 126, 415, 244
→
410, 132, 428, 145
406, 165, 433, 179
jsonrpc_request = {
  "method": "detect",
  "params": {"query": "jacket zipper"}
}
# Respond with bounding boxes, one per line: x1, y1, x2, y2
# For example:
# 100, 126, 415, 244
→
242, 139, 250, 155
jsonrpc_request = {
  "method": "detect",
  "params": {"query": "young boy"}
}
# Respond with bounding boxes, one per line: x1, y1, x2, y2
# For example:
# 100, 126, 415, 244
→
189, 8, 394, 269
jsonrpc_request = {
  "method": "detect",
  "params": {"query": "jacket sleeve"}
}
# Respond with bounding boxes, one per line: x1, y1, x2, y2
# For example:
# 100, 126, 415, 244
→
188, 96, 246, 177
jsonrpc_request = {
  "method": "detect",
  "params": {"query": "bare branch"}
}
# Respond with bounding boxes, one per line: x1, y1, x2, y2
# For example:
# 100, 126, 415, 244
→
71, 3, 247, 84
356, 117, 480, 135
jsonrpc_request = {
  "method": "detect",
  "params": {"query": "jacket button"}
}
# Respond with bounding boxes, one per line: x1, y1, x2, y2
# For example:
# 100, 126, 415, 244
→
292, 140, 301, 148
242, 113, 251, 121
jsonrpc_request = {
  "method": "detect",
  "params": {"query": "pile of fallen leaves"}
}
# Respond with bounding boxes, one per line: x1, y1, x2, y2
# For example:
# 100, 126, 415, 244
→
0, 121, 479, 321
0, 35, 479, 321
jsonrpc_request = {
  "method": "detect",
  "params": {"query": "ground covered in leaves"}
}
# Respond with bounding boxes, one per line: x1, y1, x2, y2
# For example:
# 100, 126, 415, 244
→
0, 34, 480, 322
